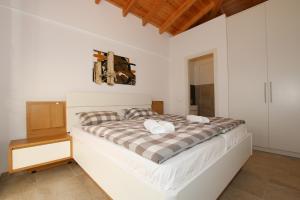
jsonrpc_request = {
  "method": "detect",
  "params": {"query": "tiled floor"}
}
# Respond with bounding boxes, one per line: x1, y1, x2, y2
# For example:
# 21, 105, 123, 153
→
0, 150, 299, 200
0, 162, 111, 200
219, 150, 300, 200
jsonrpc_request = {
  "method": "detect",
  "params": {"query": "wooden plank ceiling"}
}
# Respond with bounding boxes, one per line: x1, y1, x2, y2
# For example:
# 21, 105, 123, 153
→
96, 0, 267, 35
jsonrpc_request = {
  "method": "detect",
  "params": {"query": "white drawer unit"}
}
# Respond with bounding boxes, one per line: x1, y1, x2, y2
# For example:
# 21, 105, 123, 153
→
9, 135, 72, 173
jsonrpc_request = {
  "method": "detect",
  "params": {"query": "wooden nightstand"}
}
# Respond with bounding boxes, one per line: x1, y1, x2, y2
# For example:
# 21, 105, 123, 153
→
26, 101, 66, 138
152, 101, 164, 114
8, 101, 72, 173
8, 134, 72, 173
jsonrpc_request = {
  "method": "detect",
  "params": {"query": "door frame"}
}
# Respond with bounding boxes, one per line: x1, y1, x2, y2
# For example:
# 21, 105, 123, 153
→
185, 49, 217, 116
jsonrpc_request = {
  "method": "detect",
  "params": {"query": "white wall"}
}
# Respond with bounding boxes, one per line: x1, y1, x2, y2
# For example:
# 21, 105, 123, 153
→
0, 1, 230, 174
169, 15, 228, 116
0, 0, 169, 56
0, 7, 11, 174
0, 0, 170, 173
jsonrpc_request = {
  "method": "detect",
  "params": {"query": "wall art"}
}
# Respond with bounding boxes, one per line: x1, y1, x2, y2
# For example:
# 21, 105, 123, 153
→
93, 50, 136, 85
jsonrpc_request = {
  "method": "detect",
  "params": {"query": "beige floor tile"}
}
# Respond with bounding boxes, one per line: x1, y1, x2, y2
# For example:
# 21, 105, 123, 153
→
88, 184, 111, 200
289, 160, 300, 178
250, 151, 300, 173
0, 151, 299, 200
33, 185, 57, 199
264, 182, 300, 200
69, 163, 84, 177
76, 174, 111, 199
37, 176, 86, 196
22, 188, 56, 200
34, 164, 74, 184
0, 173, 36, 195
242, 162, 274, 180
55, 189, 92, 200
0, 192, 21, 200
230, 169, 268, 198
219, 186, 263, 200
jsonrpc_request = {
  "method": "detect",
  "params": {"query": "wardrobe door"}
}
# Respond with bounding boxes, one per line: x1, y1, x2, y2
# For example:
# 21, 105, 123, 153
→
228, 4, 269, 148
267, 0, 300, 153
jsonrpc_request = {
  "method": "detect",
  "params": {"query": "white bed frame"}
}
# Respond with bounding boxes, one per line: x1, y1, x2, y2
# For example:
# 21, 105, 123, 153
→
67, 92, 252, 200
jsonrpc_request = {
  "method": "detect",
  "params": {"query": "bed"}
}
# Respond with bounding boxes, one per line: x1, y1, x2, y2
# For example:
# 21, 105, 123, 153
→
67, 92, 252, 200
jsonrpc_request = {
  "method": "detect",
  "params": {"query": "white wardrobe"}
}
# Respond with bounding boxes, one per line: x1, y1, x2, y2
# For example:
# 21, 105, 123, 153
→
228, 0, 300, 155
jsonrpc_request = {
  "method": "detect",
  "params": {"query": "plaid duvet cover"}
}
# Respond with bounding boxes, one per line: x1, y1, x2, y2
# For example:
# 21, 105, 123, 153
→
81, 114, 245, 164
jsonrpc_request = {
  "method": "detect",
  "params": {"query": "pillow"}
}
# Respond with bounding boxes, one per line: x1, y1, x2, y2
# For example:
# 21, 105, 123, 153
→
77, 111, 120, 126
124, 108, 157, 119
116, 109, 127, 120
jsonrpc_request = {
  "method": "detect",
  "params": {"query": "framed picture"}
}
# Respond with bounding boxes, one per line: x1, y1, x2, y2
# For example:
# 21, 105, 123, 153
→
93, 50, 136, 85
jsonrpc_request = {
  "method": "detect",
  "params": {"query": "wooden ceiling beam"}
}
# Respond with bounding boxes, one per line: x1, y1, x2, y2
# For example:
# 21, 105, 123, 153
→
191, 0, 223, 27
159, 0, 197, 34
142, 0, 161, 26
95, 0, 101, 4
175, 1, 215, 35
123, 0, 137, 17
208, 0, 224, 18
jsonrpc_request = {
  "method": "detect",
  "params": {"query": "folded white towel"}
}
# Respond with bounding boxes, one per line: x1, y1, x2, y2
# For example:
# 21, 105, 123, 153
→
186, 115, 210, 123
144, 119, 175, 134
158, 120, 175, 133
144, 119, 165, 134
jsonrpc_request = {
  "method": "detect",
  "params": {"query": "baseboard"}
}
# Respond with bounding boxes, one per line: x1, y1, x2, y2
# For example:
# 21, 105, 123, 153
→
253, 146, 300, 158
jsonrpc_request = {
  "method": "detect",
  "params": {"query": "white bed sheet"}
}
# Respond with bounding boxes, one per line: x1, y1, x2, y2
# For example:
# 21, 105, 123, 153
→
220, 124, 248, 150
71, 124, 247, 191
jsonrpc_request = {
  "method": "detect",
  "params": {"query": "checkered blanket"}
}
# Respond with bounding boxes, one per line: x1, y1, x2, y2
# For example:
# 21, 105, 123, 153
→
81, 114, 245, 164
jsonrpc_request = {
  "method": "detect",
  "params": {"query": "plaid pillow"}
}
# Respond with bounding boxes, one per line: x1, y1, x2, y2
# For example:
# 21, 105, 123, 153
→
124, 108, 157, 119
77, 111, 120, 126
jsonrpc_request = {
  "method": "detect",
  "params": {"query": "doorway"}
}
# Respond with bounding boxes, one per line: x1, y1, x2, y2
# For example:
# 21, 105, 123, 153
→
188, 53, 215, 117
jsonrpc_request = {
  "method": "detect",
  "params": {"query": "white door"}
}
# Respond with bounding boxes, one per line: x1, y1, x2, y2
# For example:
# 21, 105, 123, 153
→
267, 0, 300, 153
228, 4, 269, 148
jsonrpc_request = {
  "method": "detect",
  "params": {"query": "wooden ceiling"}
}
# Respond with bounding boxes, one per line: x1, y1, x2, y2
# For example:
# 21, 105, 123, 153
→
96, 0, 267, 35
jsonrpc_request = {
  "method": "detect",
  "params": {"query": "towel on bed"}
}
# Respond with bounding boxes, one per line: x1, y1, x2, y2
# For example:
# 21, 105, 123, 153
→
186, 115, 210, 123
144, 119, 175, 134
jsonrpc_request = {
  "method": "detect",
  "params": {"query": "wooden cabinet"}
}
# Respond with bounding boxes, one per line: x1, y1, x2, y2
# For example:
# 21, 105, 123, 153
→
8, 135, 72, 173
152, 101, 164, 114
27, 101, 66, 138
8, 101, 71, 173
228, 0, 300, 154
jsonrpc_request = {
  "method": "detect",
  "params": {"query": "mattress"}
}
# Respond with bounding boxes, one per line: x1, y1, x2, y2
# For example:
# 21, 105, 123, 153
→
220, 124, 248, 150
71, 124, 248, 191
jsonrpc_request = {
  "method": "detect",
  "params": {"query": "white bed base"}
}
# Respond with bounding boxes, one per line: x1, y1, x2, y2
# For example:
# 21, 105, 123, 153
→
67, 92, 252, 200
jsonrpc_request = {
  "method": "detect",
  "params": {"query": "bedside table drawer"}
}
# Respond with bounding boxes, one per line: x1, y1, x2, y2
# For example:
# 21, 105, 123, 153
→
12, 141, 71, 170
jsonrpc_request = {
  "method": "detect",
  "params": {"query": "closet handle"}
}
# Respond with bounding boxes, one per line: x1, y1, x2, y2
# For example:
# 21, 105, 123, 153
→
270, 82, 273, 103
264, 82, 267, 103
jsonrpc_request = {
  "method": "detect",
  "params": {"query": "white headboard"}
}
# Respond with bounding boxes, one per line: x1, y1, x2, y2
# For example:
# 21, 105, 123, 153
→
66, 92, 152, 132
